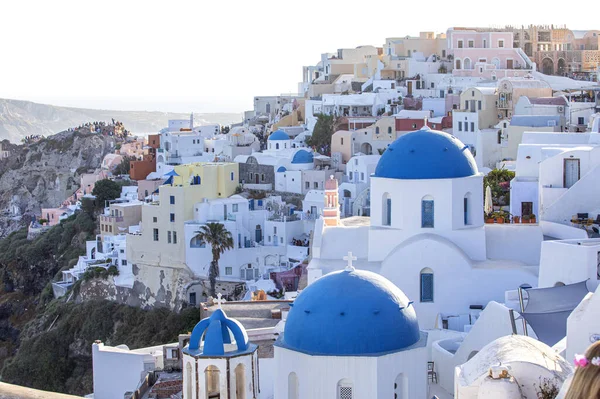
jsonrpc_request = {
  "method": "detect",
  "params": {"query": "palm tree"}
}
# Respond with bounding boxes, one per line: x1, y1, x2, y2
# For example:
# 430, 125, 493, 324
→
194, 223, 234, 298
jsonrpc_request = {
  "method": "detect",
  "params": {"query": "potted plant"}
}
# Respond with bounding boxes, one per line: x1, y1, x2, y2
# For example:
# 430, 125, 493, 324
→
522, 215, 530, 224
513, 215, 520, 224
485, 212, 494, 224
530, 214, 536, 223
495, 211, 505, 224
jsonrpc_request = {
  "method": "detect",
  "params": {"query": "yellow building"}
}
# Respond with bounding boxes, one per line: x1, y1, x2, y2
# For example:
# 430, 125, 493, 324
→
127, 162, 239, 269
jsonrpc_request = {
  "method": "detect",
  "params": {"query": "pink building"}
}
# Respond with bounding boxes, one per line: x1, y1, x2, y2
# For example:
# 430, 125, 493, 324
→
41, 207, 72, 226
447, 29, 535, 80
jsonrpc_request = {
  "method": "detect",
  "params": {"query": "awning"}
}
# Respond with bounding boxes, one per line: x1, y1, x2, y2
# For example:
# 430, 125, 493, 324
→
521, 281, 589, 346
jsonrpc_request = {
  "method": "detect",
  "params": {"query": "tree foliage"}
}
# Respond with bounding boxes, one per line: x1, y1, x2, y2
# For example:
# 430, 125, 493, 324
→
91, 179, 122, 208
113, 155, 135, 176
483, 168, 515, 206
2, 300, 200, 395
306, 113, 336, 155
194, 223, 234, 297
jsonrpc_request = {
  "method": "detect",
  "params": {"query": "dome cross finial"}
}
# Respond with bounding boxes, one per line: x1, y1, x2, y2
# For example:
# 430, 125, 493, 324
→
215, 293, 225, 309
343, 251, 357, 271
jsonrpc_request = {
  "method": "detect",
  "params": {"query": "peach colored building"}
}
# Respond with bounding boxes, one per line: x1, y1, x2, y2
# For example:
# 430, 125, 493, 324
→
41, 207, 72, 226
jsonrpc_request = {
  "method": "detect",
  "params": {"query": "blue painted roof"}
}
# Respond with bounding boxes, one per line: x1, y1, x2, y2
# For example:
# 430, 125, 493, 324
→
277, 268, 420, 356
374, 127, 478, 179
183, 308, 255, 357
269, 129, 290, 140
510, 115, 561, 127
277, 166, 287, 172
291, 150, 314, 164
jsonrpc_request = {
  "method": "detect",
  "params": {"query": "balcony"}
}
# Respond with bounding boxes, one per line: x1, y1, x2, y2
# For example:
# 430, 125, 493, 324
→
100, 215, 124, 223
268, 214, 300, 222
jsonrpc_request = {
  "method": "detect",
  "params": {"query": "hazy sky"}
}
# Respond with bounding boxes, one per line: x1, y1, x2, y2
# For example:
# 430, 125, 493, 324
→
0, 0, 591, 113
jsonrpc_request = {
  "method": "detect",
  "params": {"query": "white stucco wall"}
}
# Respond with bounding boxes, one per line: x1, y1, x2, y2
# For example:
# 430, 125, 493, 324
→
538, 239, 600, 290
566, 285, 600, 361
92, 343, 155, 399
274, 343, 427, 399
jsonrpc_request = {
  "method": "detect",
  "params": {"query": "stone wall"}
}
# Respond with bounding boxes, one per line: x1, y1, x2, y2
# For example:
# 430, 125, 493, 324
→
239, 160, 275, 186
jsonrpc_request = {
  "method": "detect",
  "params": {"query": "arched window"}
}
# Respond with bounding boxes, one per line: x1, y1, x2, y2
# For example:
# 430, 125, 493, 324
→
464, 192, 472, 225
276, 143, 280, 150
186, 363, 193, 399
388, 126, 392, 134
205, 365, 220, 399
235, 364, 246, 399
376, 127, 380, 134
394, 373, 407, 399
421, 196, 434, 228
464, 57, 472, 70
337, 378, 353, 399
382, 193, 392, 226
420, 267, 434, 302
554, 282, 565, 287
190, 236, 206, 248
255, 224, 262, 243
288, 372, 299, 399
231, 172, 235, 181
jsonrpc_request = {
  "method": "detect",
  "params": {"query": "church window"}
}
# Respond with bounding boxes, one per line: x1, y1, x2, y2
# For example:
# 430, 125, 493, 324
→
420, 268, 434, 302
231, 172, 235, 181
337, 379, 353, 399
276, 143, 280, 150
458, 122, 462, 132
388, 126, 392, 134
288, 372, 299, 399
464, 193, 472, 225
421, 196, 434, 228
235, 364, 246, 399
382, 193, 392, 226
376, 127, 380, 135
205, 365, 221, 399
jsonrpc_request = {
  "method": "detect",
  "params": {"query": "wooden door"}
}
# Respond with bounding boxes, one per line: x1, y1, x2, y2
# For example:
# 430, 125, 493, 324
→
507, 59, 514, 69
564, 159, 580, 188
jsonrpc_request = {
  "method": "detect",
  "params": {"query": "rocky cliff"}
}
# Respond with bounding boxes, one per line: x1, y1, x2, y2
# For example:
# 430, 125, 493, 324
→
0, 130, 117, 237
0, 98, 241, 142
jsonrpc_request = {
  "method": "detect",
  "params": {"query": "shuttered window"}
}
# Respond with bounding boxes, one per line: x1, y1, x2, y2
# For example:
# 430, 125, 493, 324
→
421, 273, 434, 302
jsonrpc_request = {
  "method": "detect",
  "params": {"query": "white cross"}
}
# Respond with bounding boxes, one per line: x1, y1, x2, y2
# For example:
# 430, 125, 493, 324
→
343, 251, 357, 271
215, 293, 225, 309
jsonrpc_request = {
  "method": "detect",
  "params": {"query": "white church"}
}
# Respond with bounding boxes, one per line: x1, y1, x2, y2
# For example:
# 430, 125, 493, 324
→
310, 127, 542, 330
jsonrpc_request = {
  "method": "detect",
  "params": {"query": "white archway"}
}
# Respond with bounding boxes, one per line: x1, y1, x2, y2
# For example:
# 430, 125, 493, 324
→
205, 365, 220, 398
235, 364, 246, 399
492, 57, 501, 69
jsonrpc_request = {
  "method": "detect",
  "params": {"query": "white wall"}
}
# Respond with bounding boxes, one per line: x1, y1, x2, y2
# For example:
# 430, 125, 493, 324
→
422, 98, 447, 117
538, 239, 600, 290
369, 175, 487, 262
275, 171, 302, 194
274, 343, 427, 399
567, 285, 600, 361
92, 343, 154, 399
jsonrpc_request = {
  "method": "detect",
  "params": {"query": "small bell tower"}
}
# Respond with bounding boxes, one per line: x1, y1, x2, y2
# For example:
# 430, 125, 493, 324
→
323, 175, 340, 227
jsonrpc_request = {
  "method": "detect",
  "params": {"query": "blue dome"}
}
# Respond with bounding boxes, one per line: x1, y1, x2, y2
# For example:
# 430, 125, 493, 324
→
374, 127, 478, 179
185, 308, 250, 357
291, 150, 314, 164
278, 269, 420, 356
268, 129, 290, 140
277, 166, 287, 172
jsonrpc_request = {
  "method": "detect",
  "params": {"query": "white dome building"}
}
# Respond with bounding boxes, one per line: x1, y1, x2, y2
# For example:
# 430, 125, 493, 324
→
274, 263, 428, 399
308, 127, 540, 331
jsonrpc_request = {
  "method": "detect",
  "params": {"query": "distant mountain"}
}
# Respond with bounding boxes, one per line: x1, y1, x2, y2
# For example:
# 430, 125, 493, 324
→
0, 98, 242, 143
